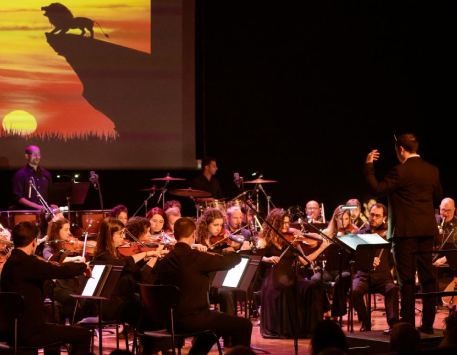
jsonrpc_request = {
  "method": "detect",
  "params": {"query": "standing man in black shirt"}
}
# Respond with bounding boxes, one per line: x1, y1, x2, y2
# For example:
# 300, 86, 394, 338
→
12, 145, 52, 210
191, 157, 223, 198
152, 217, 252, 353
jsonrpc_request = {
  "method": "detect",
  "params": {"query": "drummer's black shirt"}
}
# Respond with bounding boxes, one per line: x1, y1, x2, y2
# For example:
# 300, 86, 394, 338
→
12, 164, 52, 208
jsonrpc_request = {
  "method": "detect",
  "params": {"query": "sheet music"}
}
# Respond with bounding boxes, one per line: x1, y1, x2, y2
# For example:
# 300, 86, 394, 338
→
222, 257, 249, 288
82, 264, 105, 296
338, 233, 389, 251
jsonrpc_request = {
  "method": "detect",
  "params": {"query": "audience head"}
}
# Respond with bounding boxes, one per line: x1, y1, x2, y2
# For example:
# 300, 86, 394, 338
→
440, 309, 457, 348
390, 322, 420, 353
311, 320, 348, 355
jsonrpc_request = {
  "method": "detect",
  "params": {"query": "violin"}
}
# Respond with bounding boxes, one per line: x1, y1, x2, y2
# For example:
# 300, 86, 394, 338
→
117, 241, 161, 257
47, 235, 96, 262
282, 228, 321, 249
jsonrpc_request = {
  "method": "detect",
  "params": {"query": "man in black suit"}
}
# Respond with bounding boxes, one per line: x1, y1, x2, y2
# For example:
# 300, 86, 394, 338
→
364, 133, 442, 333
1, 221, 91, 354
152, 217, 252, 354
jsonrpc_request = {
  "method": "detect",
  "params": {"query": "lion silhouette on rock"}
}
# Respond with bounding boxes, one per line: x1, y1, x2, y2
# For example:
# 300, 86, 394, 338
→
41, 3, 109, 39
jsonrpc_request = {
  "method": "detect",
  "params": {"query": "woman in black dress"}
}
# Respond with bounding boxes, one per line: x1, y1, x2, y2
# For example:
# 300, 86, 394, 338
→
257, 208, 329, 338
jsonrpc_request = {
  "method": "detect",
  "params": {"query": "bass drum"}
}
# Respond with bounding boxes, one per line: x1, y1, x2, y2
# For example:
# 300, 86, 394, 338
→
71, 210, 111, 237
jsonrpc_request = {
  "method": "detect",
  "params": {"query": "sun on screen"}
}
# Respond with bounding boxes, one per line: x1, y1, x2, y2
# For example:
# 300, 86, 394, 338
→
2, 110, 38, 135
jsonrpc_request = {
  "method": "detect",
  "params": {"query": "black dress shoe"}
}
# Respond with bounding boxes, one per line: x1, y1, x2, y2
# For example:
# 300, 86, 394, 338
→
417, 326, 434, 335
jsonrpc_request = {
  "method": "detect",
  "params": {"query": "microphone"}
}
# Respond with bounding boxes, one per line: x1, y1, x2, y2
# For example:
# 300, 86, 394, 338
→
228, 234, 245, 244
28, 178, 32, 199
89, 171, 99, 189
233, 172, 242, 189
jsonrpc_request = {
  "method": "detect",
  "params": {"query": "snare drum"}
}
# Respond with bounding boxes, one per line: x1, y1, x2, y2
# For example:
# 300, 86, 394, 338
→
0, 210, 41, 230
72, 210, 111, 237
196, 198, 227, 213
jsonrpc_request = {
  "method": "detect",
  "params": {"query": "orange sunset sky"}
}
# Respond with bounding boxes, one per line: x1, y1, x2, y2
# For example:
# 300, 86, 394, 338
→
0, 0, 150, 139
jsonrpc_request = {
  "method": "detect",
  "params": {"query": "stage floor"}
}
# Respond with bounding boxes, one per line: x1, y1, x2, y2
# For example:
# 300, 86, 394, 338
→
93, 297, 450, 354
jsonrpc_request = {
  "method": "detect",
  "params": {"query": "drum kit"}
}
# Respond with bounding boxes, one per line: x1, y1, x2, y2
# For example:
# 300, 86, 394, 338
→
0, 174, 279, 235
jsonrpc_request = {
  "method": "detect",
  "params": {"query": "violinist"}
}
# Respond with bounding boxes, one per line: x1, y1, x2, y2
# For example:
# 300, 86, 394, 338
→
109, 204, 128, 225
42, 217, 87, 323
196, 208, 244, 252
311, 205, 355, 320
164, 206, 181, 236
1, 221, 91, 354
92, 218, 166, 325
226, 206, 252, 250
145, 207, 177, 245
352, 203, 399, 332
256, 208, 329, 338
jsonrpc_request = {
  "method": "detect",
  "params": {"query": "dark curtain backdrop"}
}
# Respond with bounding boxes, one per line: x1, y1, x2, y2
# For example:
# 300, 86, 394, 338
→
1, 0, 455, 218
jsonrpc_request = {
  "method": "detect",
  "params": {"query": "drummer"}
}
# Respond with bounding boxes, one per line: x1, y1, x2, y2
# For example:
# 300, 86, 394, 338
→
12, 145, 52, 211
191, 157, 223, 198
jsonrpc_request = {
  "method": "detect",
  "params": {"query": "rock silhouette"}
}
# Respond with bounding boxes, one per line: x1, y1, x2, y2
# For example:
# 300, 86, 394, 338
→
45, 33, 173, 137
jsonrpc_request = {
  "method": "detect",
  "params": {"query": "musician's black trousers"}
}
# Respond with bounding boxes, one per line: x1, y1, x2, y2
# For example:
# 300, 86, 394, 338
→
352, 274, 399, 327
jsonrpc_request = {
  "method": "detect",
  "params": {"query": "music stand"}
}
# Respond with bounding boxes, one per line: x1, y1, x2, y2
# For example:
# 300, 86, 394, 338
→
71, 265, 123, 355
338, 234, 390, 331
212, 255, 261, 292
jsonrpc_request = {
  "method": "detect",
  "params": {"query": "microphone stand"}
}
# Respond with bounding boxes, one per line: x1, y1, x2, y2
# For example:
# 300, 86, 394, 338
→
132, 189, 157, 217
29, 178, 55, 217
244, 200, 311, 355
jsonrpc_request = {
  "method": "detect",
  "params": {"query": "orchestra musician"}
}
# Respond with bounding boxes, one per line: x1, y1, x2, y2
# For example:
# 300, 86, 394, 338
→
256, 208, 329, 338
433, 197, 457, 303
12, 145, 52, 211
352, 203, 399, 332
92, 218, 167, 325
42, 217, 88, 323
191, 157, 223, 198
109, 204, 128, 225
311, 206, 357, 320
305, 200, 325, 223
345, 198, 369, 229
150, 217, 252, 354
0, 221, 91, 354
226, 205, 252, 248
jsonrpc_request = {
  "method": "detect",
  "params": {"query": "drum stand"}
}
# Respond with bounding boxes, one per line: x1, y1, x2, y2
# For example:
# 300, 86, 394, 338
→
254, 183, 276, 216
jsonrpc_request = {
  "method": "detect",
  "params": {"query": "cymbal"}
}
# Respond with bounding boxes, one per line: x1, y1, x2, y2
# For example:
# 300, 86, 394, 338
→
151, 175, 186, 181
244, 178, 278, 184
169, 188, 211, 198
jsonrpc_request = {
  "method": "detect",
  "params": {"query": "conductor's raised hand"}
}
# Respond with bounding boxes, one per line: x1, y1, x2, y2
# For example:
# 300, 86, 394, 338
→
366, 149, 380, 164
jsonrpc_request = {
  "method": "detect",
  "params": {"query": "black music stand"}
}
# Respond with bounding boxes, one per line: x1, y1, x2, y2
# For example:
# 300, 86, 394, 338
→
212, 255, 261, 292
338, 234, 390, 331
71, 264, 123, 355
49, 182, 90, 206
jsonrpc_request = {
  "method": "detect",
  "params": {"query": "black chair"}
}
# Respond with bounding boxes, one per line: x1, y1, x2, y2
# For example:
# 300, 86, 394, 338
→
0, 292, 64, 354
134, 284, 223, 355
0, 292, 23, 353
